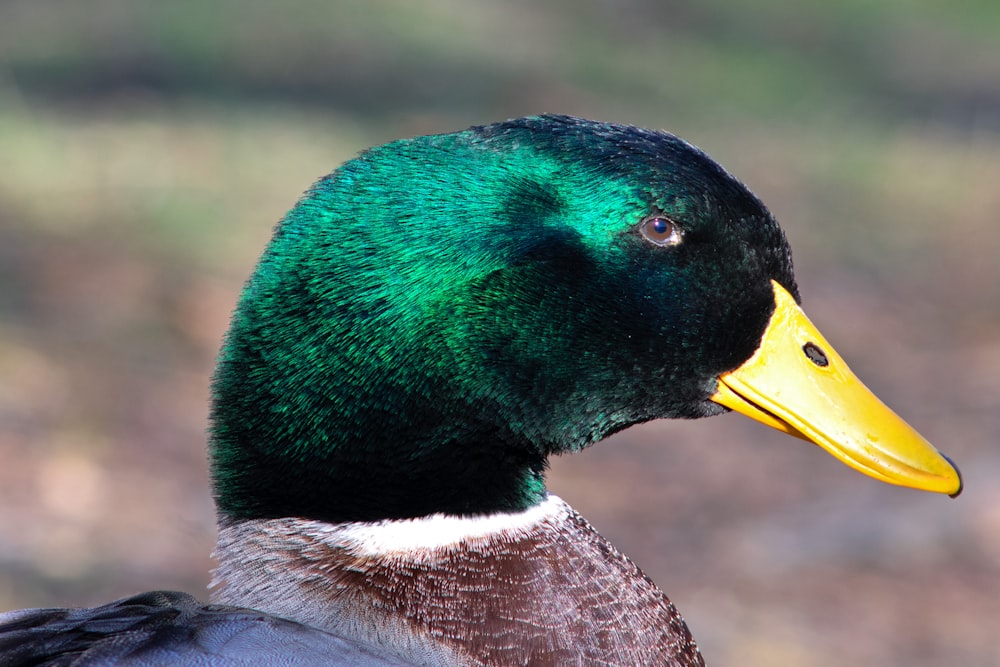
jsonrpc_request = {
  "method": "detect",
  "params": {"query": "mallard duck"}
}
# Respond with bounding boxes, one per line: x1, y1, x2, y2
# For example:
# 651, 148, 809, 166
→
0, 115, 961, 666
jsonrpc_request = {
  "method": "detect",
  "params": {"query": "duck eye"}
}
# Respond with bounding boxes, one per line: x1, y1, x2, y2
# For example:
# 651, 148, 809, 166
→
639, 216, 683, 247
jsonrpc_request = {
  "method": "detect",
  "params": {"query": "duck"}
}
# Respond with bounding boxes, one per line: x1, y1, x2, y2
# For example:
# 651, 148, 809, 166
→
0, 114, 961, 666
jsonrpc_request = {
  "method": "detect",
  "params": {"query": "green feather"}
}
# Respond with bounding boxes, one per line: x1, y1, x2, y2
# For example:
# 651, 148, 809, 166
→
210, 114, 796, 523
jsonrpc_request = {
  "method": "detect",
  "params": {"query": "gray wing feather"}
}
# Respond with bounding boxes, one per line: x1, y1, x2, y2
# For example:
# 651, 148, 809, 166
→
0, 591, 416, 666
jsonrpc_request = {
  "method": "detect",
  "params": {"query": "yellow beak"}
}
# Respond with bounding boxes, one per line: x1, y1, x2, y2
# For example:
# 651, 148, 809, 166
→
711, 280, 962, 497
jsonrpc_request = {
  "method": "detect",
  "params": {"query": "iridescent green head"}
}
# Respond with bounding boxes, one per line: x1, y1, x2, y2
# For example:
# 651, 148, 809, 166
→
210, 115, 795, 523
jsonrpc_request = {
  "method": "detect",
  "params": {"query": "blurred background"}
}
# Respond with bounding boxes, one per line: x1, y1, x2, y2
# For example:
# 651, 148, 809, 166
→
0, 1, 998, 665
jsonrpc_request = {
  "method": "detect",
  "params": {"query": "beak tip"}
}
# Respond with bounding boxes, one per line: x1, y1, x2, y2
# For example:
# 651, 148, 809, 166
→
943, 454, 964, 499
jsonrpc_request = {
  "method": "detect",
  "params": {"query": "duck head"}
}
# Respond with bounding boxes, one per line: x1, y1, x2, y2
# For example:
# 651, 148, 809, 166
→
210, 115, 960, 525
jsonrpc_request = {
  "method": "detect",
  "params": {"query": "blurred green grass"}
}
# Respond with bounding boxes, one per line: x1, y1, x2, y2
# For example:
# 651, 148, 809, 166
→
1, 3, 998, 666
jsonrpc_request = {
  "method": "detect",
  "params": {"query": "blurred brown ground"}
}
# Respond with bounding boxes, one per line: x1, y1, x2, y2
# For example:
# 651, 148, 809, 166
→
1, 2, 998, 665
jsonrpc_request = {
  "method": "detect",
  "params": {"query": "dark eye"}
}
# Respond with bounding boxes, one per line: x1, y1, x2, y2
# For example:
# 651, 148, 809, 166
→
639, 216, 683, 247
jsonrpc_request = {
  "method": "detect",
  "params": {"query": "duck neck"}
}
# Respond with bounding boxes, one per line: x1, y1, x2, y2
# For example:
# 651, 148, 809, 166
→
209, 401, 551, 523
210, 494, 703, 666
